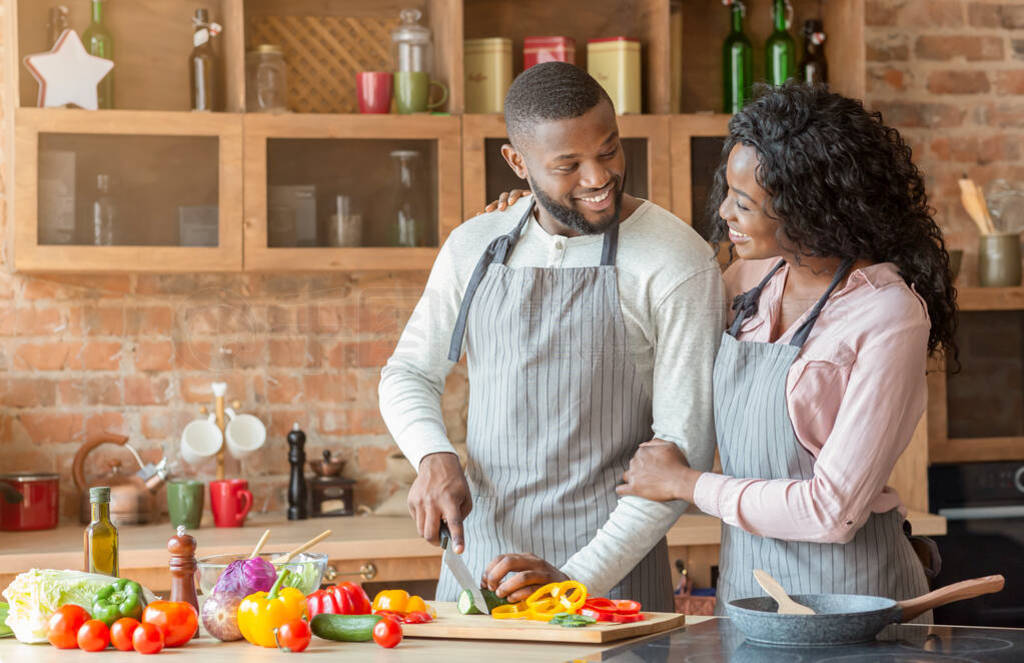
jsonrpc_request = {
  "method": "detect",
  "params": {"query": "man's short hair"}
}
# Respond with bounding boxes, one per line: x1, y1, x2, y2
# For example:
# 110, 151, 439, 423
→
503, 62, 612, 147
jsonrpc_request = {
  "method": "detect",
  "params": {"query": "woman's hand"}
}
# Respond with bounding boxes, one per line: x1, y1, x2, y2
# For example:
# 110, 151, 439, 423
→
617, 439, 700, 503
482, 553, 568, 602
483, 189, 532, 213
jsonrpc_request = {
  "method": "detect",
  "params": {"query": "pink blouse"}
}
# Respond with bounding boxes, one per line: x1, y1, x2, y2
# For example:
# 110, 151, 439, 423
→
693, 259, 930, 544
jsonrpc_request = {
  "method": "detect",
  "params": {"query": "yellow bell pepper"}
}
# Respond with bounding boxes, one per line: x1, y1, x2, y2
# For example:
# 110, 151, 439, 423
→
527, 581, 588, 615
371, 589, 431, 615
238, 570, 307, 647
491, 601, 532, 619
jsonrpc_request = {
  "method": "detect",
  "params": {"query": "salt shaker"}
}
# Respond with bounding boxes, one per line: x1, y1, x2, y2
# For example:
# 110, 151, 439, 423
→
168, 525, 199, 613
287, 423, 308, 520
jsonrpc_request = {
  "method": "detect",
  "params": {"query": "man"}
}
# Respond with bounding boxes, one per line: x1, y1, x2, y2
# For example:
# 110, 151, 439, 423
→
378, 62, 723, 611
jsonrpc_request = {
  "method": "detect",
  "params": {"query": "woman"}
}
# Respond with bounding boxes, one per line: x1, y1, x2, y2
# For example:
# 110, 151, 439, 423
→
489, 83, 957, 613
617, 82, 957, 615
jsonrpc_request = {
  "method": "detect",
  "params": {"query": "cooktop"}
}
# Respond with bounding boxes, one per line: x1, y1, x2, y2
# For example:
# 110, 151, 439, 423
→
597, 619, 1024, 662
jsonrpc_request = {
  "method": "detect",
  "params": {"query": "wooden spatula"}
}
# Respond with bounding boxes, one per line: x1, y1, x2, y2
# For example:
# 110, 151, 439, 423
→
273, 529, 332, 564
753, 569, 816, 615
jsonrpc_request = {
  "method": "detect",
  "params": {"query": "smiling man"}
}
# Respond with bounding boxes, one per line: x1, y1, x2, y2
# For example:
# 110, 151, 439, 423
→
378, 62, 724, 610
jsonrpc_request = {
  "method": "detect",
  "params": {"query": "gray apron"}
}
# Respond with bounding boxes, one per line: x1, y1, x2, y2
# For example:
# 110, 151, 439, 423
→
713, 259, 930, 620
441, 199, 673, 611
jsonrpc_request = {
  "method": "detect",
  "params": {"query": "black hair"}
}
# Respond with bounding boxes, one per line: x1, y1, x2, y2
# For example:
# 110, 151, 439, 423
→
708, 82, 958, 358
503, 61, 612, 146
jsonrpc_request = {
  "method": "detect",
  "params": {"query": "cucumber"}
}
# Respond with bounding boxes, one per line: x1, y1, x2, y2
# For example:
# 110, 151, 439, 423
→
457, 589, 510, 615
310, 613, 384, 642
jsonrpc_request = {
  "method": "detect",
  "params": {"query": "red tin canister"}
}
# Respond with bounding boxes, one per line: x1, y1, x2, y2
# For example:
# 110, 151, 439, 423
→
524, 36, 576, 70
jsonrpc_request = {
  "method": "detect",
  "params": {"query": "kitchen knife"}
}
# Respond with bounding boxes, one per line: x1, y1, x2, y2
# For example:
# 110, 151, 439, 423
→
440, 522, 490, 614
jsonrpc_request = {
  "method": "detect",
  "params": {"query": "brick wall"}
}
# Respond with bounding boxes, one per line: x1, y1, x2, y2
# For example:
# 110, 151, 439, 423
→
865, 0, 1024, 278
0, 2, 469, 521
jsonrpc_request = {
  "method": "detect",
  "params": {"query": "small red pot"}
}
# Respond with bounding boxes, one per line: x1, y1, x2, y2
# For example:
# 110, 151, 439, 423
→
0, 473, 60, 531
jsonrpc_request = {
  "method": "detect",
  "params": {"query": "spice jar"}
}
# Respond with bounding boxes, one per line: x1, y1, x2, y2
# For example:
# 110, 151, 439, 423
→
587, 37, 641, 114
392, 8, 432, 73
464, 38, 512, 114
246, 44, 287, 113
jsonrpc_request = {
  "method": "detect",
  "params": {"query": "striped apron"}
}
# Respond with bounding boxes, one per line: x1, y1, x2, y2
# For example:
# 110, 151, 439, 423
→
713, 259, 930, 621
441, 199, 674, 611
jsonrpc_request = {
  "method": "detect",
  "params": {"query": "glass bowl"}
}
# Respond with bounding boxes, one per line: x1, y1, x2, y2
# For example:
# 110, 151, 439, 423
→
195, 552, 328, 595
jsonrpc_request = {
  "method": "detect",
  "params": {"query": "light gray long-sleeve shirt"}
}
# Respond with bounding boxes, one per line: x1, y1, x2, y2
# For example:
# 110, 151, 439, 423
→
378, 196, 724, 596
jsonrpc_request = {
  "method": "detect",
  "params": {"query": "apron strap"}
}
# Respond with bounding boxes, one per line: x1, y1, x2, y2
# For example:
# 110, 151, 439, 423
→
788, 257, 855, 348
728, 259, 786, 337
600, 220, 620, 266
447, 199, 534, 362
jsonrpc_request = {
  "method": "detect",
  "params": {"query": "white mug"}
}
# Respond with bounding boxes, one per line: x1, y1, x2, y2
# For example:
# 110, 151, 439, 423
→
225, 412, 266, 459
180, 419, 223, 466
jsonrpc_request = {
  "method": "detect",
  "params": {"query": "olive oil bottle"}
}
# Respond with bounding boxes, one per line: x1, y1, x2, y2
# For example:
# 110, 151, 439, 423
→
84, 486, 118, 576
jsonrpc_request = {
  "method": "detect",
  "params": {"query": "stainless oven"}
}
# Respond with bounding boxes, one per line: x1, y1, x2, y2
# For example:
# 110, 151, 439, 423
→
929, 461, 1024, 626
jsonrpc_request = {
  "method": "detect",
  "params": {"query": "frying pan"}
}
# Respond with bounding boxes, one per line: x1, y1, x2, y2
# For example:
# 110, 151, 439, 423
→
726, 574, 1005, 646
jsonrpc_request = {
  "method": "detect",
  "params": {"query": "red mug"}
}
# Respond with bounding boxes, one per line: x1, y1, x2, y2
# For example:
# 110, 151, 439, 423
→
356, 72, 392, 114
209, 479, 253, 528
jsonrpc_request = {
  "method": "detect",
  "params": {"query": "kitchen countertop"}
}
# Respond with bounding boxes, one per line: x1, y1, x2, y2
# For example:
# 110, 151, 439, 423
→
597, 617, 1024, 662
0, 511, 946, 577
0, 617, 714, 662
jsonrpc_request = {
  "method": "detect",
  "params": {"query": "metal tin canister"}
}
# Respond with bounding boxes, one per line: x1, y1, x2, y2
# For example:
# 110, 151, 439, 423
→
524, 36, 576, 69
464, 38, 513, 113
587, 37, 641, 114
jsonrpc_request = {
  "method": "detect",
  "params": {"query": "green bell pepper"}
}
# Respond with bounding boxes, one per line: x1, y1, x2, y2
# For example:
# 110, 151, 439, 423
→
92, 578, 143, 626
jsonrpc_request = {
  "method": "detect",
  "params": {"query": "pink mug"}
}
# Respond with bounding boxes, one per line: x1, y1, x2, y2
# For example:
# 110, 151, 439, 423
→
357, 72, 392, 114
209, 479, 253, 528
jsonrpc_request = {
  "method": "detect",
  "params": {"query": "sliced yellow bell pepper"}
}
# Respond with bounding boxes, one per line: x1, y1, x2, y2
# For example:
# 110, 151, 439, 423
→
238, 570, 307, 647
527, 581, 588, 615
491, 601, 532, 619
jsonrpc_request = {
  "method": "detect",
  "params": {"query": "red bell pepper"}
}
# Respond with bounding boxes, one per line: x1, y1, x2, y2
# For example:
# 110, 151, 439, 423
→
580, 598, 645, 623
305, 582, 373, 618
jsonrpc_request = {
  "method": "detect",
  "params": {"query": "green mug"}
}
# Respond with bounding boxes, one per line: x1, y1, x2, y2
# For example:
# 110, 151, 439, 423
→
394, 72, 448, 114
167, 479, 205, 529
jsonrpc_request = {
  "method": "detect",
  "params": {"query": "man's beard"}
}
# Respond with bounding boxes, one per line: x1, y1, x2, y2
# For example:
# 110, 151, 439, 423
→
528, 175, 625, 236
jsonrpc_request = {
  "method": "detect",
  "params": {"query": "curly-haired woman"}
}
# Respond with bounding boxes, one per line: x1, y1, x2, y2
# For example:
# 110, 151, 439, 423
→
615, 82, 957, 615
488, 82, 957, 614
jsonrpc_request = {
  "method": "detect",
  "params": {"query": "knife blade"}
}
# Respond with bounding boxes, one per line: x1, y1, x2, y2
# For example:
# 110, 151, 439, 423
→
440, 522, 490, 614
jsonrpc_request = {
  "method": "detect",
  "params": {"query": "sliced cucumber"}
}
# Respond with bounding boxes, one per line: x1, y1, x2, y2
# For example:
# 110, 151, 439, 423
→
310, 613, 384, 642
458, 589, 510, 615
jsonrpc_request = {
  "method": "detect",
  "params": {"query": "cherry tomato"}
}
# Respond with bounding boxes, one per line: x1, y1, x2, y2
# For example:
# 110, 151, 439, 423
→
132, 622, 165, 655
142, 601, 198, 647
110, 618, 141, 652
77, 619, 110, 652
47, 604, 91, 649
402, 611, 433, 624
274, 619, 312, 653
372, 616, 402, 649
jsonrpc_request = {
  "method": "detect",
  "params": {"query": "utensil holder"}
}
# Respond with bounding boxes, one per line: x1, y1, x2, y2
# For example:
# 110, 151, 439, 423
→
978, 233, 1022, 287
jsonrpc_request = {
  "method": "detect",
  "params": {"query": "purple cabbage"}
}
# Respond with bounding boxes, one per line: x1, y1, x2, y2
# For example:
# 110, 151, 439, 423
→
212, 557, 277, 598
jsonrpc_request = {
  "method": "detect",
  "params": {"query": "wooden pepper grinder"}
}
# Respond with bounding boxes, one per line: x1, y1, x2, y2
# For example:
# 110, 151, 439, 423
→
287, 422, 308, 520
168, 525, 199, 613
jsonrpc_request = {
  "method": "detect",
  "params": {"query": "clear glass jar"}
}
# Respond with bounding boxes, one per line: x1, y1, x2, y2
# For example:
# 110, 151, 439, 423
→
91, 173, 115, 246
327, 195, 363, 247
390, 150, 426, 247
392, 9, 432, 73
246, 44, 287, 113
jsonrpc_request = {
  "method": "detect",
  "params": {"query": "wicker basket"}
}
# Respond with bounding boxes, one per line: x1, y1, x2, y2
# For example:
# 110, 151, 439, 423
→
248, 15, 399, 114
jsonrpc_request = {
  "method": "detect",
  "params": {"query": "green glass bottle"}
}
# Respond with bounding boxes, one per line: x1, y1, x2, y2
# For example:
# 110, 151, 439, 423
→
83, 0, 114, 108
84, 486, 119, 576
722, 0, 753, 114
766, 0, 796, 86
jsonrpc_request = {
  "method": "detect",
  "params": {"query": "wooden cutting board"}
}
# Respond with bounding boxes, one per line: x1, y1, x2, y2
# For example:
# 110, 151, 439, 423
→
402, 602, 686, 644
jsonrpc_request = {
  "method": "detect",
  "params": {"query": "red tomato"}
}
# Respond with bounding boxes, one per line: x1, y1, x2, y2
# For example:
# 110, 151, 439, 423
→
132, 622, 165, 655
77, 619, 110, 652
372, 616, 402, 649
275, 619, 312, 653
402, 611, 432, 624
142, 601, 198, 647
47, 604, 91, 649
110, 618, 141, 652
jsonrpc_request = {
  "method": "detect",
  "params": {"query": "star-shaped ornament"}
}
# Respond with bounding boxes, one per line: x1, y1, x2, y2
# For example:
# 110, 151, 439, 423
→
24, 29, 114, 110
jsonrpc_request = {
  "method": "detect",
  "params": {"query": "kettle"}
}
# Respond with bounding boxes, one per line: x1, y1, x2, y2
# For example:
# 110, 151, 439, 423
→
73, 433, 170, 525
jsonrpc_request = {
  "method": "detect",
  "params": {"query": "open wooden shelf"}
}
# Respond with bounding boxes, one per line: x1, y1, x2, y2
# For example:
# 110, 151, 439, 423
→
956, 286, 1024, 311
13, 107, 243, 273
243, 113, 460, 271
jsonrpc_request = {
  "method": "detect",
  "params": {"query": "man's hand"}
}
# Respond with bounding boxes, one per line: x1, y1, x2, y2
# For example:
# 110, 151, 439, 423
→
616, 439, 700, 503
408, 452, 472, 553
482, 553, 569, 603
